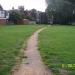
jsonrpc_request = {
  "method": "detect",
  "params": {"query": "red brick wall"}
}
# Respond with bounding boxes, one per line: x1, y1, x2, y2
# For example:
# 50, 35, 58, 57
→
0, 19, 6, 25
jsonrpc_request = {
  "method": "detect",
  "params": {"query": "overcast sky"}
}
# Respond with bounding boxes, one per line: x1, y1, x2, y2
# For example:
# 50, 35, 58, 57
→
0, 0, 47, 11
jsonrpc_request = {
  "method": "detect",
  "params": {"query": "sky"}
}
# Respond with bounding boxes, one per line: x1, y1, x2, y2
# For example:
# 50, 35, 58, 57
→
0, 0, 47, 11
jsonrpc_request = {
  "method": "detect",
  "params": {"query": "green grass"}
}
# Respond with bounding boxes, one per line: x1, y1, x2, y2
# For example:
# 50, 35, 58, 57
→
39, 26, 75, 75
0, 25, 43, 75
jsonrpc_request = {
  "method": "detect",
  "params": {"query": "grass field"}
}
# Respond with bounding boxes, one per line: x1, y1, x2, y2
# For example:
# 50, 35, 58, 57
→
0, 25, 43, 75
39, 26, 75, 75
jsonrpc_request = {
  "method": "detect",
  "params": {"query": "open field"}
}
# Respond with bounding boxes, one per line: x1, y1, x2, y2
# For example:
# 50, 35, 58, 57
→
39, 26, 75, 75
0, 25, 44, 75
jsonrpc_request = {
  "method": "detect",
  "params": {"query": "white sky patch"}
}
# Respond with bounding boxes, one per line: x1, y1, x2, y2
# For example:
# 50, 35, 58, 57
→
0, 0, 46, 11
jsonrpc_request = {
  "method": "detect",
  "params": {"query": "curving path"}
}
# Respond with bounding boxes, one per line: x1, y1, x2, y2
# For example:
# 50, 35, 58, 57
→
12, 27, 53, 75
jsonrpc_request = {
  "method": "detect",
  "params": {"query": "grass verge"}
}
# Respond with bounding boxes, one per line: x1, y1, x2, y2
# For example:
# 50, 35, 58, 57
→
0, 25, 44, 75
39, 25, 75, 75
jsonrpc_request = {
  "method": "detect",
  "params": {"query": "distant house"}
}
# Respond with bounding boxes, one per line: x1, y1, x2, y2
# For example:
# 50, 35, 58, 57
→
36, 11, 48, 24
0, 5, 9, 25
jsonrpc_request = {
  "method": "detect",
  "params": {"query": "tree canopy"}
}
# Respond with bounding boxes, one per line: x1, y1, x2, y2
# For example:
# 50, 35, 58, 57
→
46, 0, 75, 24
9, 10, 24, 24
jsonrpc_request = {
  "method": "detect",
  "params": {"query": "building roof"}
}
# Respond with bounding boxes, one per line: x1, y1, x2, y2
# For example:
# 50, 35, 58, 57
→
0, 4, 3, 10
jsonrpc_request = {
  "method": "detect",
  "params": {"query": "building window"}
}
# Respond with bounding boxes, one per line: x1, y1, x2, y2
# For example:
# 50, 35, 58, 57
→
1, 11, 4, 14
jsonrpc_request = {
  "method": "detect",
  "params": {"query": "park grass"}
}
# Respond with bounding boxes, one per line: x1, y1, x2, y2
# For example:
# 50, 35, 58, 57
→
0, 25, 44, 75
39, 25, 75, 75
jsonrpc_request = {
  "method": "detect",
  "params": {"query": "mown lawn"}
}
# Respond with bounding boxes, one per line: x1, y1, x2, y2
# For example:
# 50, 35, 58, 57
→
0, 25, 43, 75
39, 26, 75, 75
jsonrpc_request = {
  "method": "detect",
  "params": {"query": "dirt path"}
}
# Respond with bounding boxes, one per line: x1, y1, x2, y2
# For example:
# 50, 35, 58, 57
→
12, 27, 53, 75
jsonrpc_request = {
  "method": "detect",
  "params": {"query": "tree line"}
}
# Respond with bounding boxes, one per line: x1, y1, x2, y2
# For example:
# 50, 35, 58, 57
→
8, 7, 37, 24
46, 0, 75, 24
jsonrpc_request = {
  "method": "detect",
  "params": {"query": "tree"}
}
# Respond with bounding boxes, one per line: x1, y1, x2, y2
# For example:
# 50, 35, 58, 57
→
46, 0, 75, 24
9, 10, 24, 24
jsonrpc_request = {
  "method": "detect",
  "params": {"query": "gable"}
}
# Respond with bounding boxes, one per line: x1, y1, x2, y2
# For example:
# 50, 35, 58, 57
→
0, 10, 5, 18
0, 5, 3, 10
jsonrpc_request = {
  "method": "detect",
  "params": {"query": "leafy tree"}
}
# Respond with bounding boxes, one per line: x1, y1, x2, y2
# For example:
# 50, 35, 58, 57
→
9, 10, 24, 24
46, 0, 75, 24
